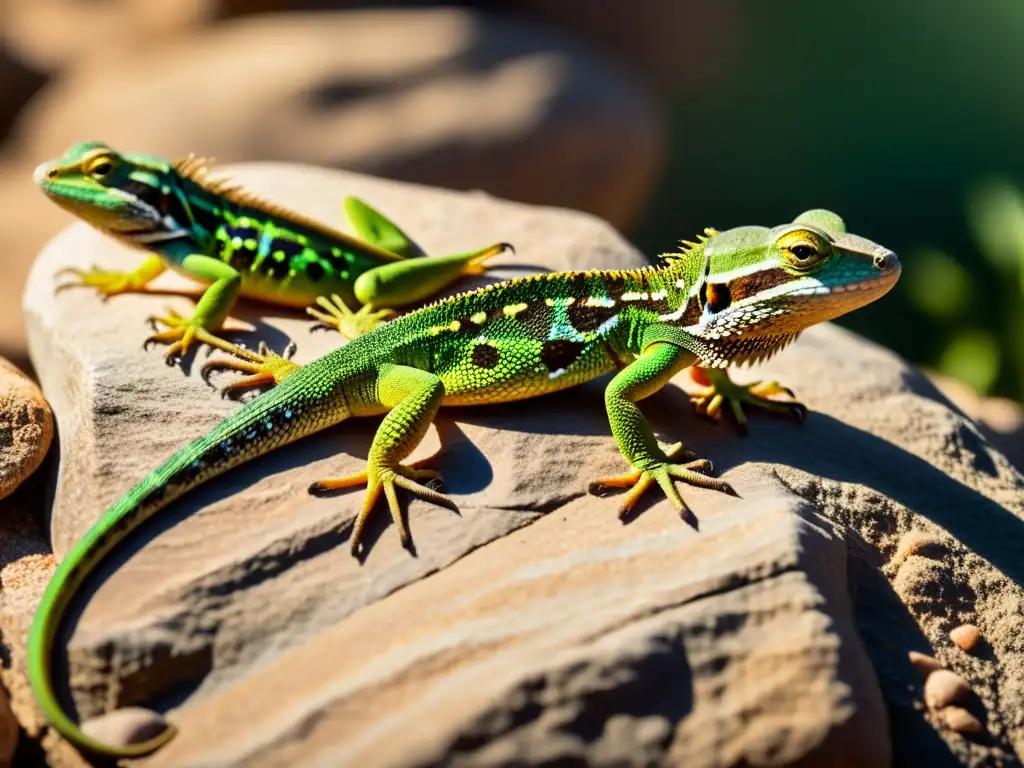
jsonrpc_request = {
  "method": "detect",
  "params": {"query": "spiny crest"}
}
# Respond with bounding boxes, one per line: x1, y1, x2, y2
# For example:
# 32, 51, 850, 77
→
417, 267, 637, 313
171, 153, 394, 253
658, 227, 720, 266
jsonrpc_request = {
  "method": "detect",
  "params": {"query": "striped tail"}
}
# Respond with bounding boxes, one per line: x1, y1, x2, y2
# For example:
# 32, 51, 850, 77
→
27, 364, 349, 757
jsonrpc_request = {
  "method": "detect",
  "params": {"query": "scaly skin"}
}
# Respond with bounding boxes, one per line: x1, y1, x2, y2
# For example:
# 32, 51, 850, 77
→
34, 142, 511, 362
29, 209, 900, 758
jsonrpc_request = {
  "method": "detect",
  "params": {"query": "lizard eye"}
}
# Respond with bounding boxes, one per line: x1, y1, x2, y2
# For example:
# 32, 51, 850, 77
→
778, 228, 831, 270
789, 243, 818, 262
86, 157, 115, 179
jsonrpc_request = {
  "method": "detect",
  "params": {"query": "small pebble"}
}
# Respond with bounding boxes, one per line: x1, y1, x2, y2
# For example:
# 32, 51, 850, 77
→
950, 624, 981, 653
908, 651, 943, 678
941, 705, 984, 734
893, 530, 947, 563
81, 707, 171, 748
924, 669, 972, 710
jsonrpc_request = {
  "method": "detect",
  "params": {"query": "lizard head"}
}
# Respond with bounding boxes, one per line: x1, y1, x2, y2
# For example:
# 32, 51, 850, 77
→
688, 209, 900, 352
34, 142, 182, 242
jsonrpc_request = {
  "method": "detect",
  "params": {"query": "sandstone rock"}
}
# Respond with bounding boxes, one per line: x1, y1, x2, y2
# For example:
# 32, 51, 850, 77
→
928, 372, 1024, 472
19, 164, 1024, 765
0, 356, 53, 501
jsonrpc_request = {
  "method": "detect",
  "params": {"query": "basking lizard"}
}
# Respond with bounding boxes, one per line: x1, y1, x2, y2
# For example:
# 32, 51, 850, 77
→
28, 209, 899, 758
34, 142, 511, 361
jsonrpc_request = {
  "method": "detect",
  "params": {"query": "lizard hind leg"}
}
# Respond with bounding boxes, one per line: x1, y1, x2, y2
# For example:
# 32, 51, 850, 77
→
688, 367, 807, 436
55, 254, 167, 297
307, 365, 456, 554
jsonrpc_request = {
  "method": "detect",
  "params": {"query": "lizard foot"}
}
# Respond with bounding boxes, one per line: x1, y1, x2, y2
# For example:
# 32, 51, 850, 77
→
306, 295, 396, 340
201, 340, 301, 396
588, 442, 735, 526
55, 265, 148, 297
688, 367, 807, 436
309, 459, 456, 554
144, 307, 257, 362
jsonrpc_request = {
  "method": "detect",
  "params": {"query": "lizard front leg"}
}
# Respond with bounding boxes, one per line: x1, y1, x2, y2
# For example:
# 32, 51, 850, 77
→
589, 342, 736, 524
144, 254, 253, 361
688, 366, 807, 436
56, 253, 167, 297
308, 364, 456, 554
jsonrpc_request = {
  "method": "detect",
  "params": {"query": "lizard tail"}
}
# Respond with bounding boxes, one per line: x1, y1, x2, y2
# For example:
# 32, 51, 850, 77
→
27, 364, 350, 758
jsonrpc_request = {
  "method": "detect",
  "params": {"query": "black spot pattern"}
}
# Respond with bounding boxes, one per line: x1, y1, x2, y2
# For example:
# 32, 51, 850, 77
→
567, 302, 617, 333
471, 344, 500, 369
515, 300, 554, 340
305, 260, 326, 281
540, 339, 586, 372
319, 247, 352, 270
229, 248, 257, 271
264, 257, 291, 279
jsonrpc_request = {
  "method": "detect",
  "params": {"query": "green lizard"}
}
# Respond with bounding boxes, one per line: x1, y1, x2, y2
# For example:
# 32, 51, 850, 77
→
34, 142, 511, 364
28, 209, 899, 758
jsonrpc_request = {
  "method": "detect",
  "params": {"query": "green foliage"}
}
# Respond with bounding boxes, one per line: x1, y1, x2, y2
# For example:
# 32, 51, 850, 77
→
630, 0, 1024, 403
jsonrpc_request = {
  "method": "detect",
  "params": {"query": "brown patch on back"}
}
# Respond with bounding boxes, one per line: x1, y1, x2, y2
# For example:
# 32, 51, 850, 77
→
567, 302, 617, 333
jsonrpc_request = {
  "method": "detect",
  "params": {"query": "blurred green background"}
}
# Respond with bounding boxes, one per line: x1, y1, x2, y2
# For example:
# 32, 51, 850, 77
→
631, 0, 1024, 402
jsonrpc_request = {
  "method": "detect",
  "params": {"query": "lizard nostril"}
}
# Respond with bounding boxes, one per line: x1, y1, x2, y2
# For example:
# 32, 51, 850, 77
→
47, 169, 59, 179
873, 253, 890, 271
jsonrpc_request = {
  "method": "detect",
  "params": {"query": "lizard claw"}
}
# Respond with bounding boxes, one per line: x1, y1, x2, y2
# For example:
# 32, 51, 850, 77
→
689, 370, 807, 436
306, 295, 396, 340
588, 443, 734, 527
309, 457, 456, 555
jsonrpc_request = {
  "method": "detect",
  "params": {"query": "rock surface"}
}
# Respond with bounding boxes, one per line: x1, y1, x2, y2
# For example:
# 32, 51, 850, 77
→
0, 356, 53, 501
0, 6, 664, 370
13, 164, 1024, 766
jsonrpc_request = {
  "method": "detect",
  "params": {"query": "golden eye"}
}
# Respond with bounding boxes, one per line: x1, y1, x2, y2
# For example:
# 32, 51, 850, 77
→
778, 228, 831, 269
86, 157, 114, 178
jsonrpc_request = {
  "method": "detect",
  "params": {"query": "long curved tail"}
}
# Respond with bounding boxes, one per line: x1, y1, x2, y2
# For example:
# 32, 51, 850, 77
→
27, 361, 349, 757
